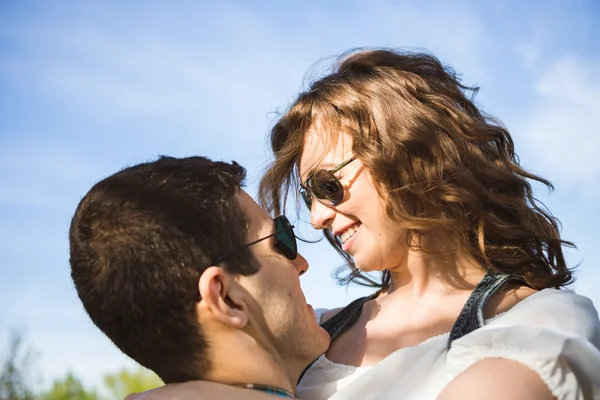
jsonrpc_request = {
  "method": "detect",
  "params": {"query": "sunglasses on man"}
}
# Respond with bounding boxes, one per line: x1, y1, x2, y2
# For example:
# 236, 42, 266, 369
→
214, 215, 297, 264
299, 156, 356, 210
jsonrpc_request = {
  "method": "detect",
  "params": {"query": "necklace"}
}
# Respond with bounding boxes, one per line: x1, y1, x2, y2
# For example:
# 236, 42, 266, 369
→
232, 383, 298, 399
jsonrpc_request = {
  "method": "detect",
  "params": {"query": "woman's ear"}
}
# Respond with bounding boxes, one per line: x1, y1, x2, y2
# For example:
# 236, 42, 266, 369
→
198, 266, 248, 329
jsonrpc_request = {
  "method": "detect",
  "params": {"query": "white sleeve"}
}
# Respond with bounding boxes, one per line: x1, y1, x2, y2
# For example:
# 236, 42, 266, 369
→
445, 292, 600, 400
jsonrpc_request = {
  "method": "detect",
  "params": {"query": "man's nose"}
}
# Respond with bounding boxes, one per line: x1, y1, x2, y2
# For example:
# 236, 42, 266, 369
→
293, 252, 309, 276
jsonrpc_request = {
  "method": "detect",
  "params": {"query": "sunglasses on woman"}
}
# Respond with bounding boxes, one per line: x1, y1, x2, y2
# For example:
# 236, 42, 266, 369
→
299, 156, 356, 210
213, 215, 297, 264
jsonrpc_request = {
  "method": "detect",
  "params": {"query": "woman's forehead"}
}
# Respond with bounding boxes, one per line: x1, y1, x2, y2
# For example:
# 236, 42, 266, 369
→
299, 125, 353, 177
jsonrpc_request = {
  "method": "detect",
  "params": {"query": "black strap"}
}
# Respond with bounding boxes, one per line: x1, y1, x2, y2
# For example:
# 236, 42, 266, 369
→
297, 293, 375, 384
320, 294, 373, 341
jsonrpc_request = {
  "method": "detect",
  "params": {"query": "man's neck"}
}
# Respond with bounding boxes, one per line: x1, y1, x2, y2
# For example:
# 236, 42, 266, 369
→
205, 331, 298, 394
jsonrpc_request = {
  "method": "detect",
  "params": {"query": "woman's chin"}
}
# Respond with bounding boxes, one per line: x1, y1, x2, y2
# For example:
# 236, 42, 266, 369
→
352, 258, 384, 274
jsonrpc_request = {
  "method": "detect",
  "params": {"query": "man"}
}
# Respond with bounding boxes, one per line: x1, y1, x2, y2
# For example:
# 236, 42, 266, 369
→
70, 156, 330, 399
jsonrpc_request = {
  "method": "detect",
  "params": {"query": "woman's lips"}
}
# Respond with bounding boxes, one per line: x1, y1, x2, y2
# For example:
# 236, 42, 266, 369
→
340, 224, 360, 252
337, 222, 361, 244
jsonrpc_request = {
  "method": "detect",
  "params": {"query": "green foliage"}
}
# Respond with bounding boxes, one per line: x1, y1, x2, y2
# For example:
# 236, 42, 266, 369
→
101, 366, 163, 400
0, 330, 36, 400
43, 372, 98, 400
41, 366, 162, 400
1, 330, 163, 400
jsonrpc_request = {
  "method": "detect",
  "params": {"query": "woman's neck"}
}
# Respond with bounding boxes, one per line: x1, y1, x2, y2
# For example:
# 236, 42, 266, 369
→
385, 239, 485, 299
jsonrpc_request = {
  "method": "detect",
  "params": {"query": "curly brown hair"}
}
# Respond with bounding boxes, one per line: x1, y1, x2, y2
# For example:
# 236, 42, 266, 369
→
259, 48, 574, 290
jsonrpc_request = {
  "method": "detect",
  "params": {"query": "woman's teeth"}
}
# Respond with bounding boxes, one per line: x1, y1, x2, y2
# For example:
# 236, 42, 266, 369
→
340, 224, 360, 244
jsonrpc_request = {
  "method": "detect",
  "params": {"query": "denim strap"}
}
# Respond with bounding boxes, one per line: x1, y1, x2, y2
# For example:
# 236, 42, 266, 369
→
446, 271, 512, 350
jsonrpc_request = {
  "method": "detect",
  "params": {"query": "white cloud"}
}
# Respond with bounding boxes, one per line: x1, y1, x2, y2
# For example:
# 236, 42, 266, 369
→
515, 25, 545, 70
536, 57, 600, 110
519, 56, 600, 192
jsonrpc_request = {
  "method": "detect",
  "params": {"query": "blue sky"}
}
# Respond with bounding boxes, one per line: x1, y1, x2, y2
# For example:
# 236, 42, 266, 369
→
1, 0, 599, 390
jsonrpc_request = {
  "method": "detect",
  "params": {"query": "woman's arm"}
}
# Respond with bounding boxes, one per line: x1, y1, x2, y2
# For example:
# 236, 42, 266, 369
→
437, 358, 555, 400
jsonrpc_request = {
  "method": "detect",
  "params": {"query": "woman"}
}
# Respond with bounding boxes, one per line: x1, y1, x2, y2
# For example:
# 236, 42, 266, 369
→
258, 48, 600, 399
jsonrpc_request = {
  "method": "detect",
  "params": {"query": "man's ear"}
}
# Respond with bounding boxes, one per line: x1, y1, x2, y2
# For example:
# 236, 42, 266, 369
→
198, 266, 248, 329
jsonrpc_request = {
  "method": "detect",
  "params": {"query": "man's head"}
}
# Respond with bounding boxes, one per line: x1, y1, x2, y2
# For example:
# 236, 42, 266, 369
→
69, 156, 328, 385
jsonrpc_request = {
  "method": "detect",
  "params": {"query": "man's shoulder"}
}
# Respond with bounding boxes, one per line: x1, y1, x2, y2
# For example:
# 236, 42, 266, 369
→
125, 381, 276, 400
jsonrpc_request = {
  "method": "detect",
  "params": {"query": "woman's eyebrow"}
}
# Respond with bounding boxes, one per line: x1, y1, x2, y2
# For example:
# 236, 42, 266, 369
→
299, 165, 314, 184
301, 162, 338, 182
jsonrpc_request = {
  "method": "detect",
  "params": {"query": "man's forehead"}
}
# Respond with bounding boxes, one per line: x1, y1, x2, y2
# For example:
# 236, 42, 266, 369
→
235, 190, 272, 236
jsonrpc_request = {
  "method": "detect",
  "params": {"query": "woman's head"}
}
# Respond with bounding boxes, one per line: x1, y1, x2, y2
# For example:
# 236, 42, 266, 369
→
298, 125, 409, 276
259, 48, 574, 289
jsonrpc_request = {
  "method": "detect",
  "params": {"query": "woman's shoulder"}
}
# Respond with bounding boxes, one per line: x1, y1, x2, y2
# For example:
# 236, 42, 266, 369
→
490, 288, 600, 342
448, 289, 600, 399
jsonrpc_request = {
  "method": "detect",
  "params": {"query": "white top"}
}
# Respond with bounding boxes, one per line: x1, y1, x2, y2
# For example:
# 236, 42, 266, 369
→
299, 289, 600, 400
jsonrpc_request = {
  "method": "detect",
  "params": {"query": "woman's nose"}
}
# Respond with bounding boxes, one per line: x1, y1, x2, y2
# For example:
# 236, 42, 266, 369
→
310, 200, 336, 230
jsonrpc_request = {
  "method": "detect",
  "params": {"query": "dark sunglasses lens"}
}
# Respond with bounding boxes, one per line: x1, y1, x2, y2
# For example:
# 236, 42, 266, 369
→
274, 216, 297, 260
310, 170, 344, 205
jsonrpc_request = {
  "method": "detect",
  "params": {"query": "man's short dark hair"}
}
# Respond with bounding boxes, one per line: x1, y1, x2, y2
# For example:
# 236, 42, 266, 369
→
69, 156, 259, 383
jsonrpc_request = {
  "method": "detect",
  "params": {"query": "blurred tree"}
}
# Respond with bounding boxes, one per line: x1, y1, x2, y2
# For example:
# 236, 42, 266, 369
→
0, 330, 36, 400
43, 372, 98, 400
102, 366, 163, 399
0, 329, 163, 399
